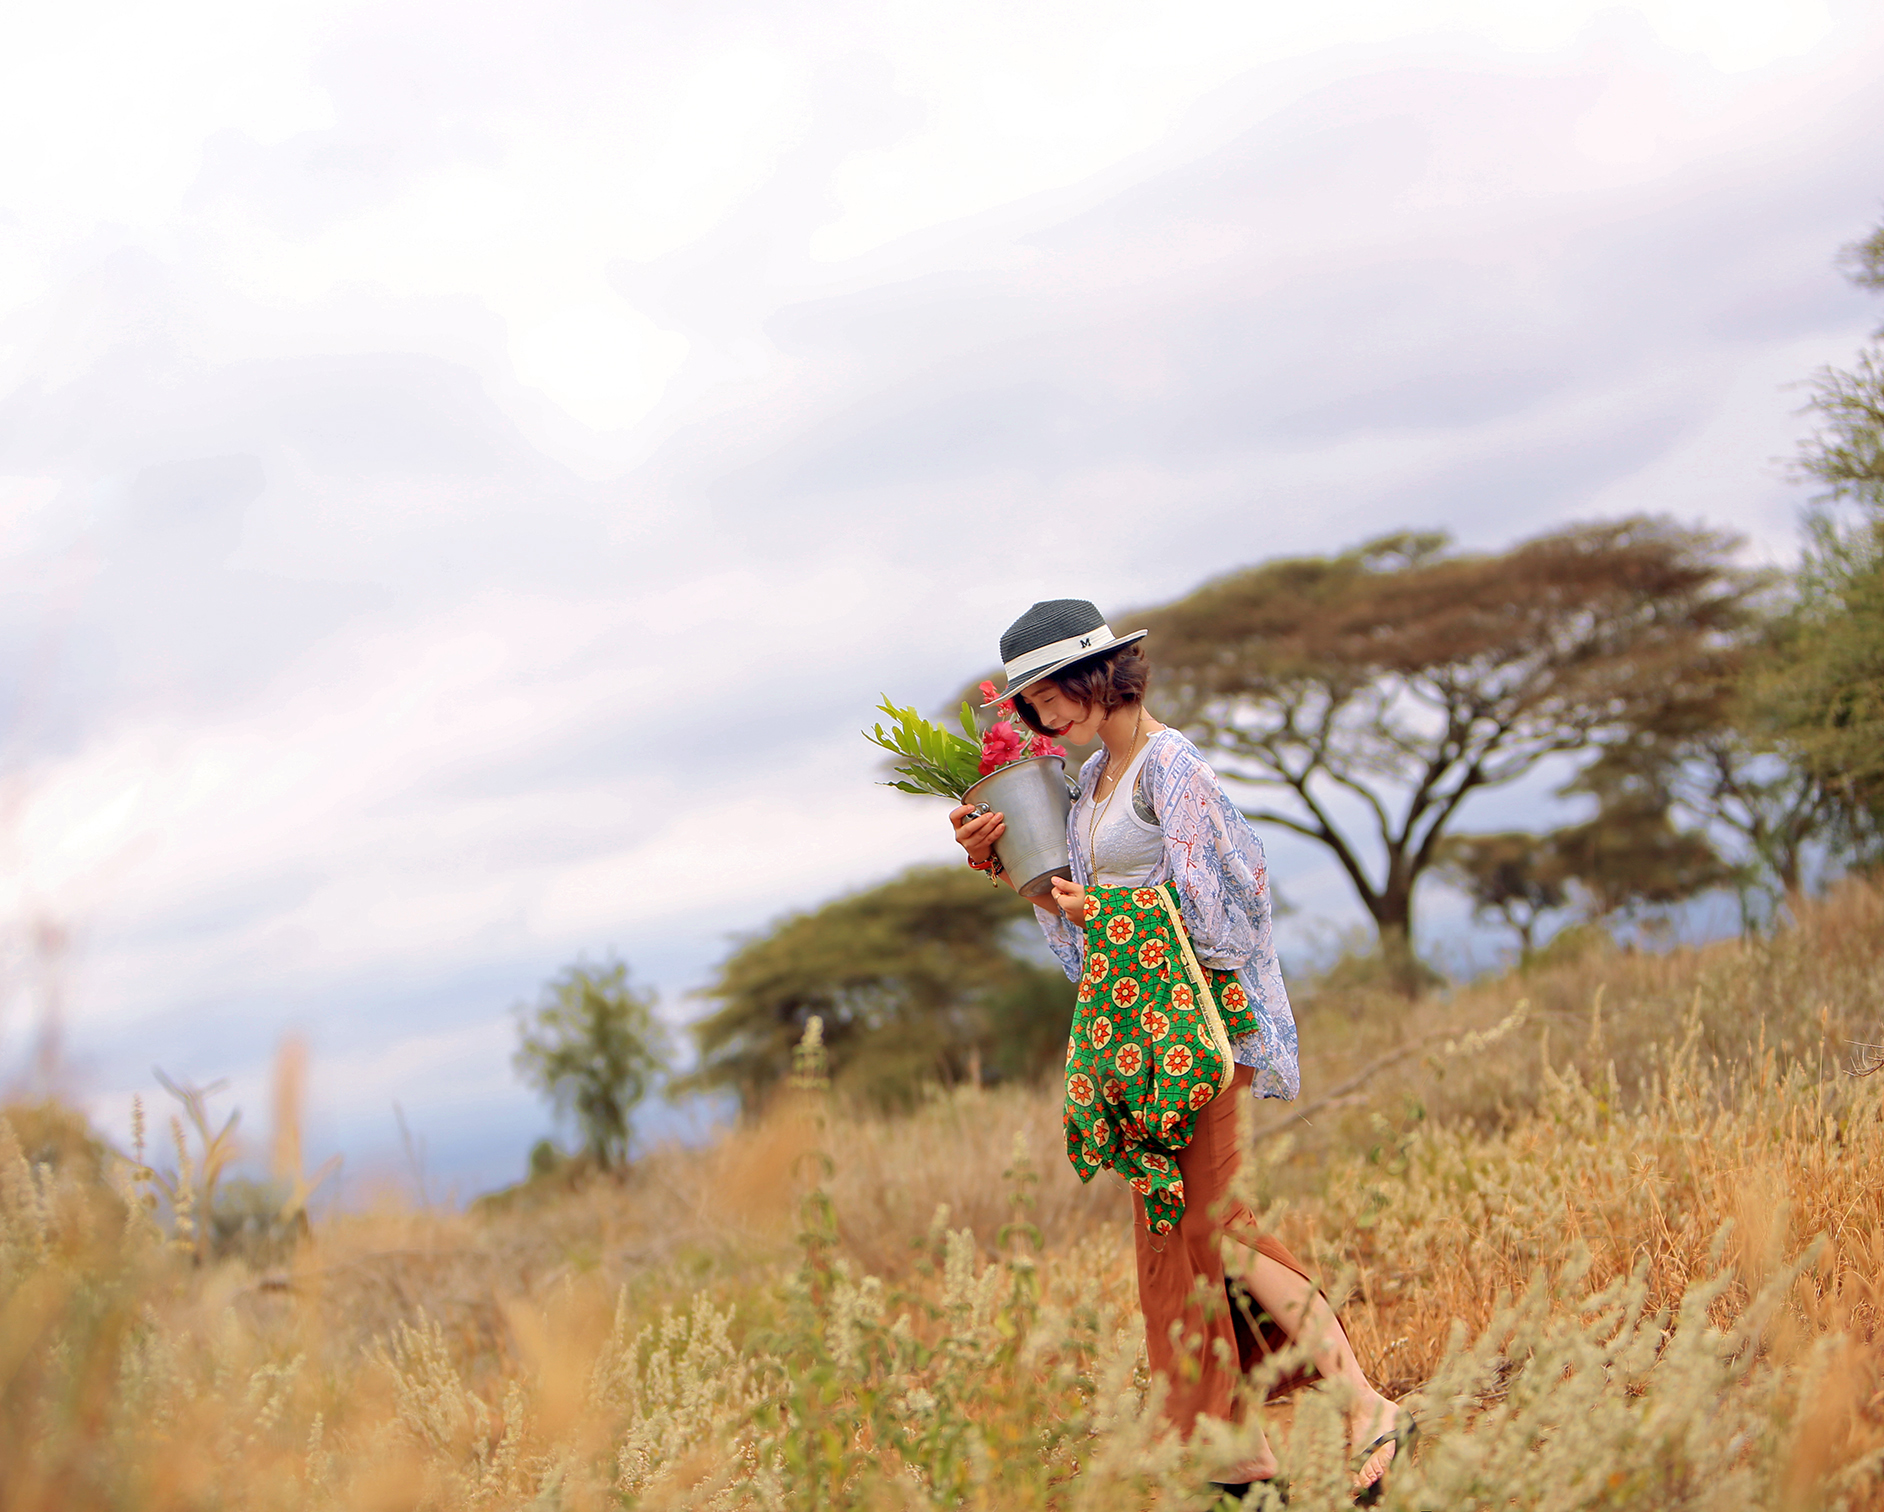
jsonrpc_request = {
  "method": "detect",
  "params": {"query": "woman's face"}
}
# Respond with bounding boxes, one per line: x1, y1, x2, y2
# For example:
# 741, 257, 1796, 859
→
1020, 680, 1103, 743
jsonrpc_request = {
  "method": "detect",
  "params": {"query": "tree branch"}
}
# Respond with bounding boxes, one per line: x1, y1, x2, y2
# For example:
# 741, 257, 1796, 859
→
1253, 756, 1387, 915
1249, 1028, 1456, 1142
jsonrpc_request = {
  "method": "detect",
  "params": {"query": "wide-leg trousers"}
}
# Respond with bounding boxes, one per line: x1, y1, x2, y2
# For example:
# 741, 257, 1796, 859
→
1131, 1062, 1320, 1437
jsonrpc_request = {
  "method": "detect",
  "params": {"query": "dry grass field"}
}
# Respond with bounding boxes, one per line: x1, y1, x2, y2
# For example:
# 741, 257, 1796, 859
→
3, 883, 1883, 1509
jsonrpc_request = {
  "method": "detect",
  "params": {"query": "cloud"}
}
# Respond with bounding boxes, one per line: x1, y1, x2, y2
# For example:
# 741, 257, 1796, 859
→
701, 48, 1884, 572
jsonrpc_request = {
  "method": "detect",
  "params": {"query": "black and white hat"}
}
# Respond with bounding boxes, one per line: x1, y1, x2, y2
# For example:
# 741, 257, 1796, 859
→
983, 599, 1148, 708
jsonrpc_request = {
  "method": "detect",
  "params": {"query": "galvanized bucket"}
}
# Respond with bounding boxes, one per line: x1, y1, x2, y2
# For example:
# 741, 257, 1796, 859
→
963, 756, 1073, 900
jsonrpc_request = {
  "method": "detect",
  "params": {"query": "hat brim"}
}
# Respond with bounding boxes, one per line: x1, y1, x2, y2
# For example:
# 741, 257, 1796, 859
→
980, 628, 1148, 708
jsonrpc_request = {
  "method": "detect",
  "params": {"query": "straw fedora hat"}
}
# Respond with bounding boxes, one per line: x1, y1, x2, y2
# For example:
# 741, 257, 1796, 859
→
983, 599, 1148, 708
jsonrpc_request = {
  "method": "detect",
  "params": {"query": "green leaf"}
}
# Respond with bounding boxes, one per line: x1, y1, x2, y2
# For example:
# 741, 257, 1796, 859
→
863, 694, 982, 800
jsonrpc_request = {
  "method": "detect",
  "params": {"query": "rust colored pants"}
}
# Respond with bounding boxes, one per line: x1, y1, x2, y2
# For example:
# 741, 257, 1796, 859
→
1132, 1063, 1320, 1438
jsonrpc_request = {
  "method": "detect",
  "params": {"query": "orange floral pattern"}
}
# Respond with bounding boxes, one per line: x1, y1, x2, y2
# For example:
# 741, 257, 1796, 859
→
1061, 882, 1260, 1234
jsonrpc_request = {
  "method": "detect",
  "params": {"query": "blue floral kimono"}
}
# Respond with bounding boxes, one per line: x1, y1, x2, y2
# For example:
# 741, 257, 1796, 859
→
1034, 727, 1300, 1101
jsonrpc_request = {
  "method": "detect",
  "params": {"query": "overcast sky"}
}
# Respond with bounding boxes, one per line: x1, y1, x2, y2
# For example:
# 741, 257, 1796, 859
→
3, 0, 1881, 1196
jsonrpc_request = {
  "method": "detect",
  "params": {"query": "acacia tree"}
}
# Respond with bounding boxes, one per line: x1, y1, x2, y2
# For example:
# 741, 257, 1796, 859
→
1434, 831, 1570, 956
513, 959, 668, 1171
1546, 786, 1732, 925
1765, 216, 1884, 841
1437, 792, 1730, 959
1568, 668, 1837, 921
1137, 519, 1763, 981
1626, 219, 1884, 895
680, 865, 1065, 1114
1799, 219, 1884, 506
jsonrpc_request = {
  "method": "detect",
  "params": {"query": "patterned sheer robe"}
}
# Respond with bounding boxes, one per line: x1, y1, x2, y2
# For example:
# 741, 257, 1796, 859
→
1034, 727, 1300, 1101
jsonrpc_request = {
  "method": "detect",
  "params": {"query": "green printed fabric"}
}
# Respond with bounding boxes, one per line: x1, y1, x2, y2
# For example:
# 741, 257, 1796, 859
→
1061, 883, 1262, 1234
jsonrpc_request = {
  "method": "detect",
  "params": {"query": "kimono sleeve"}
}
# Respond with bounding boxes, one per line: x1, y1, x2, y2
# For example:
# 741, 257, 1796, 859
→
1035, 903, 1084, 981
1150, 750, 1276, 972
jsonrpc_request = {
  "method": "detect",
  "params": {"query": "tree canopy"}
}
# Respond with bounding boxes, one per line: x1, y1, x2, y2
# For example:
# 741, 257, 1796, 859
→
1437, 779, 1732, 961
1548, 791, 1732, 925
1798, 221, 1884, 508
1435, 831, 1570, 955
1558, 666, 1835, 921
1766, 214, 1884, 846
682, 865, 1069, 1114
1133, 518, 1763, 974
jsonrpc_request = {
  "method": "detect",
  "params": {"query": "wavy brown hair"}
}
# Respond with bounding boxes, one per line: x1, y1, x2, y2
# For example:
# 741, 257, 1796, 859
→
1013, 643, 1149, 736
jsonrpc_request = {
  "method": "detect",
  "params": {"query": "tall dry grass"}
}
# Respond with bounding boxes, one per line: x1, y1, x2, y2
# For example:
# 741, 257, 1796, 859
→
2, 883, 1882, 1508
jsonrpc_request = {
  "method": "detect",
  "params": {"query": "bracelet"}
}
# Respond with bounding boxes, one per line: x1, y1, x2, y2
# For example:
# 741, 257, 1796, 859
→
967, 852, 1005, 877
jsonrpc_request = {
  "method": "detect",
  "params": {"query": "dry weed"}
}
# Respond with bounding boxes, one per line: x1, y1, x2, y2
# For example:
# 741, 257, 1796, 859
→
0, 885, 1881, 1507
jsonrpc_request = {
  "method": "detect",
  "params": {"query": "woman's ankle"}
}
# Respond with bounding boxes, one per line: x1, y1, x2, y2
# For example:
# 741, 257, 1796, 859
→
1217, 1449, 1279, 1483
1347, 1391, 1398, 1443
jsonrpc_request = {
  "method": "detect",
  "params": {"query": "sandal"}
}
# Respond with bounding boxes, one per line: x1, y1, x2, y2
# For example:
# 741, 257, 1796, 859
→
1351, 1412, 1416, 1507
1210, 1477, 1289, 1508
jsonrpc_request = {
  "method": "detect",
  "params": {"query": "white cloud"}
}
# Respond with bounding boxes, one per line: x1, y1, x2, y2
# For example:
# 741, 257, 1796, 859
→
1639, 0, 1833, 72
507, 300, 690, 434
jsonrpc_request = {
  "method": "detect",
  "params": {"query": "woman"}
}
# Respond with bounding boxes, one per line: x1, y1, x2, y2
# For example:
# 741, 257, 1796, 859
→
950, 599, 1412, 1503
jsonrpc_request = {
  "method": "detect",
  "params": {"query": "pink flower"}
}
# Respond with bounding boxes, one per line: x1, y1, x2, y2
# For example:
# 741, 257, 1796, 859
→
978, 720, 1023, 774
978, 680, 1016, 715
1027, 734, 1066, 760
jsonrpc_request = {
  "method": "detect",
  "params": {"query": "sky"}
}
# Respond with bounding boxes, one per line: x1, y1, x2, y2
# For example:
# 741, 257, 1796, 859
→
2, 0, 1881, 1197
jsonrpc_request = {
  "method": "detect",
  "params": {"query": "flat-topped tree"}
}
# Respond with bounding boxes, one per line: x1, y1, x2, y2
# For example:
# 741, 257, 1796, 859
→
1136, 518, 1764, 987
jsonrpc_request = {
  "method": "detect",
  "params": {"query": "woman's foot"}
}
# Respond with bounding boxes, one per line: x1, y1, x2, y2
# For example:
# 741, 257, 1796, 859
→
1349, 1396, 1404, 1493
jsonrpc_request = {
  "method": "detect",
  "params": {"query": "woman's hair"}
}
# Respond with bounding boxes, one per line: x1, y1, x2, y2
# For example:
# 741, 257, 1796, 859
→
1013, 643, 1149, 735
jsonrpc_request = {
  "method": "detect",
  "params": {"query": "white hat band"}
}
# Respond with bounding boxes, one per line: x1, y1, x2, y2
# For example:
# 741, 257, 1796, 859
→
1003, 623, 1117, 685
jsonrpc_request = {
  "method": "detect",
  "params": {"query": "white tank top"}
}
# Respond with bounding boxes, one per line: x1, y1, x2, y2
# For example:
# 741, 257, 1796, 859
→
1084, 740, 1164, 886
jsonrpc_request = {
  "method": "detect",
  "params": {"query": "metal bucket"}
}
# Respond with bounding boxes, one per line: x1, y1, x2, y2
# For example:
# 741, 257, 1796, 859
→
963, 756, 1073, 900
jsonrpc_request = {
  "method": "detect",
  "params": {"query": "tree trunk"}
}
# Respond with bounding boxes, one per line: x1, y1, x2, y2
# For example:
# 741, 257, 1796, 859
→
1370, 876, 1423, 997
1773, 842, 1802, 897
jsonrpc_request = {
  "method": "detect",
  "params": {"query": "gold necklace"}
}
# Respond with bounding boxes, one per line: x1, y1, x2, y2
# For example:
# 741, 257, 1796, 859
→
1085, 706, 1145, 877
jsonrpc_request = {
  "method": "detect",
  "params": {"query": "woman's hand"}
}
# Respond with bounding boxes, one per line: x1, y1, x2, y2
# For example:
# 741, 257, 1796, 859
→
949, 802, 1006, 866
1048, 875, 1087, 921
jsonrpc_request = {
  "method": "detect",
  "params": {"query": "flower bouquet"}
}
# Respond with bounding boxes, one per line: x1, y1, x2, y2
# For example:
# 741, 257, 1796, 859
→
864, 683, 1074, 898
864, 682, 1065, 799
